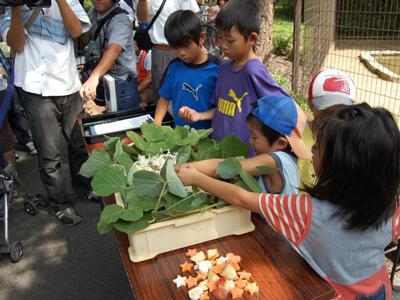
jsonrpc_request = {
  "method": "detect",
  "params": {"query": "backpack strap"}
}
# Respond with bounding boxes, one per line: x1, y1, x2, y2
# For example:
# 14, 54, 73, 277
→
93, 7, 127, 42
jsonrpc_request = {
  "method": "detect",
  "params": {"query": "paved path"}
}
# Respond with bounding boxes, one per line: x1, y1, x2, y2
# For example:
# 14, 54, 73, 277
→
0, 148, 133, 300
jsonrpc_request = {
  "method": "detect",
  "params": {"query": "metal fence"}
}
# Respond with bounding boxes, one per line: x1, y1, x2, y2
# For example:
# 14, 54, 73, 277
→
295, 0, 400, 120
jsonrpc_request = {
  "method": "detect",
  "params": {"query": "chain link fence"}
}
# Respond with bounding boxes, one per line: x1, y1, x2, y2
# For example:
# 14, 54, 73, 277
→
295, 0, 400, 120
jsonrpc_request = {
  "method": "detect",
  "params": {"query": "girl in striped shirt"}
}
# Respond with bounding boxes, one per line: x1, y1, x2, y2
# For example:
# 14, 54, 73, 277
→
177, 103, 400, 300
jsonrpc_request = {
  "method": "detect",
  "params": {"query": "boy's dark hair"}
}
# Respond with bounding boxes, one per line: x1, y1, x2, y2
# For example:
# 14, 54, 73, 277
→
247, 114, 293, 155
215, 0, 261, 38
305, 103, 400, 231
164, 10, 202, 48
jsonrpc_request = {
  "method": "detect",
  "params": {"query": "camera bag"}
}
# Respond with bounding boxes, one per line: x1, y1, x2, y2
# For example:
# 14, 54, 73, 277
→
134, 0, 166, 51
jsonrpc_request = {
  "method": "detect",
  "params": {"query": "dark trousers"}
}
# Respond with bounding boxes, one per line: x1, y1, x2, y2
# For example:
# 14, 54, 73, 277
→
22, 91, 83, 204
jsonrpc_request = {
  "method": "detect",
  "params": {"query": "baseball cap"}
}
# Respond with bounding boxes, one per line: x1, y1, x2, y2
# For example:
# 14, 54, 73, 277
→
308, 69, 356, 110
251, 95, 311, 160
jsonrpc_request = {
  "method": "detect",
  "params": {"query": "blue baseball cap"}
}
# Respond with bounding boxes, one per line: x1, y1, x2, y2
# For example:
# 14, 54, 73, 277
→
251, 95, 311, 159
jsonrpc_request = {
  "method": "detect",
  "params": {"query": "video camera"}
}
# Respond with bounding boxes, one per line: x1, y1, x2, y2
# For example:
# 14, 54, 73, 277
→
0, 0, 50, 8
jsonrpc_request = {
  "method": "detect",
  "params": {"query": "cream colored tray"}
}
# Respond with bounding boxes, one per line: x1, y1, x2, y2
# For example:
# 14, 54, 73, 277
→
115, 193, 255, 262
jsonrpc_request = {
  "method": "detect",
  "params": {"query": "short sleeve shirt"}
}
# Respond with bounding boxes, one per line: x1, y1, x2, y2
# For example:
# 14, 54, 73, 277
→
159, 56, 220, 129
139, 0, 199, 45
88, 4, 137, 78
0, 0, 91, 96
211, 59, 290, 148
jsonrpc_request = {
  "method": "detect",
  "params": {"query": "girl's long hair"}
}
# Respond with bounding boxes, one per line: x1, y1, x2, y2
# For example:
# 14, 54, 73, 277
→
304, 103, 400, 230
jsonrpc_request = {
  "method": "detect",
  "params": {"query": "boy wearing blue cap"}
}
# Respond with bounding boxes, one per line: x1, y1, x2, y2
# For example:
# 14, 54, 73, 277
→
176, 95, 310, 194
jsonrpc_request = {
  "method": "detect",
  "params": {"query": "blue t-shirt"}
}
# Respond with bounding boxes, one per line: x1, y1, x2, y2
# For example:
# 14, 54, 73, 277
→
159, 56, 220, 129
258, 151, 299, 194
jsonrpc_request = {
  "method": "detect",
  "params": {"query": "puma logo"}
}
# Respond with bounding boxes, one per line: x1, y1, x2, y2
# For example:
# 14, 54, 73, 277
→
228, 89, 248, 113
182, 83, 203, 102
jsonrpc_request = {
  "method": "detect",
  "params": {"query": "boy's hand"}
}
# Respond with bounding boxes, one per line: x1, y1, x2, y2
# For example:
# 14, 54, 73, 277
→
179, 106, 201, 122
177, 164, 200, 186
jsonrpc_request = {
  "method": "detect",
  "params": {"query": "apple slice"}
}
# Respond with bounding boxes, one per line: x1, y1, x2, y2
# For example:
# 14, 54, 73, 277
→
191, 251, 206, 263
221, 264, 237, 280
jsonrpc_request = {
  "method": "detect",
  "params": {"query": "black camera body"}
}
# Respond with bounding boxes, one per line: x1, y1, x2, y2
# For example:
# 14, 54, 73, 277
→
0, 0, 50, 8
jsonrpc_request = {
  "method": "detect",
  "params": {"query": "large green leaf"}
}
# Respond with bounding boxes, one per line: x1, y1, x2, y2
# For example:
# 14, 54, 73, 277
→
100, 204, 124, 224
140, 123, 165, 142
114, 140, 133, 173
239, 169, 262, 193
113, 213, 153, 234
165, 160, 187, 198
131, 170, 165, 198
196, 128, 213, 140
176, 145, 192, 164
122, 143, 139, 158
164, 130, 179, 151
174, 126, 189, 140
179, 129, 200, 146
145, 141, 167, 155
91, 164, 127, 196
216, 158, 241, 179
127, 131, 147, 151
164, 192, 182, 209
79, 149, 112, 178
97, 219, 114, 234
220, 135, 249, 158
120, 208, 143, 222
125, 189, 158, 211
104, 137, 120, 158
193, 138, 221, 161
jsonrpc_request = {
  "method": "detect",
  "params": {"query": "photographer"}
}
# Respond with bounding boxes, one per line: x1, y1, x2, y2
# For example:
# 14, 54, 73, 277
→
0, 1, 90, 225
80, 0, 138, 111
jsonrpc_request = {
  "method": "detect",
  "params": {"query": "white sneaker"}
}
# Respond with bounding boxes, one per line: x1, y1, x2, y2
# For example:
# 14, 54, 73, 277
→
25, 142, 37, 155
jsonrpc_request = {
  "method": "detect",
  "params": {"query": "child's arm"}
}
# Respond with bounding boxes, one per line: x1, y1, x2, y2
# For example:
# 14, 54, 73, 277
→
177, 154, 278, 178
154, 97, 169, 126
179, 106, 216, 122
177, 164, 261, 213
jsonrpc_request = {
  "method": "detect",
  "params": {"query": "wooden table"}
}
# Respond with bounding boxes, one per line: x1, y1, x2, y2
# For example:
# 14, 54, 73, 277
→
104, 196, 335, 300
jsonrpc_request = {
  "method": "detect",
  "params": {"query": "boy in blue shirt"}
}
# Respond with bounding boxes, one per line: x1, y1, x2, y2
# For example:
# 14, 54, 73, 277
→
153, 10, 220, 130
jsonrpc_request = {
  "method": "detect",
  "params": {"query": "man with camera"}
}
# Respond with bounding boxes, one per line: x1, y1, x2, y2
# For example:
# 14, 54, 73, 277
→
0, 0, 90, 225
80, 0, 137, 112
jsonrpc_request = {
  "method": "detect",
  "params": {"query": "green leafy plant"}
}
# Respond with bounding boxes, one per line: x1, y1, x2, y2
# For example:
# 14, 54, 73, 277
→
80, 124, 262, 235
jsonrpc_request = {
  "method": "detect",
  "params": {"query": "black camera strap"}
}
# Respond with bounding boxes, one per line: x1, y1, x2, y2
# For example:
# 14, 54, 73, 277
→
145, 0, 167, 32
93, 7, 127, 42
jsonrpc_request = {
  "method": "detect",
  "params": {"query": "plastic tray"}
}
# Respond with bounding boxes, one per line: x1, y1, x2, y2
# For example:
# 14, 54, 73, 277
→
115, 194, 255, 262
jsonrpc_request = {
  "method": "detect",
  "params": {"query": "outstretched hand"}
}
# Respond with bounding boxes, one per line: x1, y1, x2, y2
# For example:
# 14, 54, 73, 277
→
179, 106, 201, 123
176, 164, 200, 186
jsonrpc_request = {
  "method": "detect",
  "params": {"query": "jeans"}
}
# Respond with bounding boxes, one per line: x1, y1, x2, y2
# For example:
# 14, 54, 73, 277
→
22, 91, 82, 204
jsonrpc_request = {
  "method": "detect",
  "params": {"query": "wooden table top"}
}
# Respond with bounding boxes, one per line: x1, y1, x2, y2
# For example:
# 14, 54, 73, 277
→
104, 196, 335, 300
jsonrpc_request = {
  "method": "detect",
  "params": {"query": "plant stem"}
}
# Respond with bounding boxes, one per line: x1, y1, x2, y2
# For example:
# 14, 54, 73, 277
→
154, 182, 167, 212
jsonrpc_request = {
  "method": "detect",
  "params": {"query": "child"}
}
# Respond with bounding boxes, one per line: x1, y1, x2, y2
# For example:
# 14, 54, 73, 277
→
153, 10, 220, 130
177, 95, 311, 194
177, 103, 400, 299
179, 0, 290, 150
299, 68, 356, 188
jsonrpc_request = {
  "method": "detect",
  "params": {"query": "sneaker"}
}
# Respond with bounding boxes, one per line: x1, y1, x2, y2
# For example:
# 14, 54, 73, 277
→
25, 142, 37, 155
87, 190, 101, 203
55, 207, 82, 226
